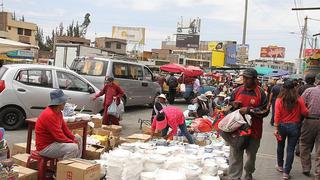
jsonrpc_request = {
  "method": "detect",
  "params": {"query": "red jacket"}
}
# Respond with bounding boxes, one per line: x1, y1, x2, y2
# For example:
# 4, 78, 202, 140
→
35, 107, 75, 151
275, 96, 309, 124
230, 85, 268, 139
95, 83, 124, 107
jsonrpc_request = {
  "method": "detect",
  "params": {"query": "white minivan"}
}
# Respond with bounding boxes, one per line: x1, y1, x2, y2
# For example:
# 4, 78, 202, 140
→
71, 56, 162, 107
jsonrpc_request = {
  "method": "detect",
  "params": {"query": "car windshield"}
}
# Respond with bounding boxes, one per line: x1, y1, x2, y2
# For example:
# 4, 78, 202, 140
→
75, 59, 108, 76
0, 67, 7, 79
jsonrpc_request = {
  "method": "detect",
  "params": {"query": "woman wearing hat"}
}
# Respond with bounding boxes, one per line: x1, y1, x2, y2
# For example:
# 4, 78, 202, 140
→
151, 106, 194, 144
151, 94, 168, 122
93, 77, 124, 125
215, 92, 227, 107
205, 91, 216, 116
274, 79, 309, 179
192, 94, 210, 118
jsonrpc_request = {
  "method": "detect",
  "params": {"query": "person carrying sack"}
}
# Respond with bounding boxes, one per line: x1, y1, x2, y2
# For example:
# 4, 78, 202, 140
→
93, 77, 124, 125
228, 68, 269, 180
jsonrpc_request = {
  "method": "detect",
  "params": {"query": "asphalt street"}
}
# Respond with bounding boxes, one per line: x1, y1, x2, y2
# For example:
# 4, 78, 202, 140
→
5, 100, 316, 180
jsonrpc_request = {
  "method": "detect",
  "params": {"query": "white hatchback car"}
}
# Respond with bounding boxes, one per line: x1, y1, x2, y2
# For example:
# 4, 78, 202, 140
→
0, 64, 104, 130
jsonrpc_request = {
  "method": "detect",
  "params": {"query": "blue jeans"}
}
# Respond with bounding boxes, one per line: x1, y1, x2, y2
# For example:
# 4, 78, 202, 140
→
277, 123, 300, 174
161, 122, 194, 144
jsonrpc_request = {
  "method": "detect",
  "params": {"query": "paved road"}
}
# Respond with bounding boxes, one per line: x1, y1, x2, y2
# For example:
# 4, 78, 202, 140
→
5, 100, 316, 180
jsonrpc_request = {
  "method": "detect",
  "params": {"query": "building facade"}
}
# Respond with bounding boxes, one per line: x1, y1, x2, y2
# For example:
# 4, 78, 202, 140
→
55, 36, 91, 46
95, 37, 127, 55
249, 59, 296, 74
0, 12, 37, 45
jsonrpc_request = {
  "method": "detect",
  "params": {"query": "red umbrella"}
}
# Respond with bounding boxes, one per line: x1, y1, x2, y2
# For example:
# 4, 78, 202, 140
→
160, 63, 186, 73
184, 65, 204, 77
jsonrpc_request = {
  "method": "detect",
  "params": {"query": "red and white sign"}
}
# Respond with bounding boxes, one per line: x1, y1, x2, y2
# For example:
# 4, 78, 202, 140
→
260, 47, 285, 58
304, 49, 320, 58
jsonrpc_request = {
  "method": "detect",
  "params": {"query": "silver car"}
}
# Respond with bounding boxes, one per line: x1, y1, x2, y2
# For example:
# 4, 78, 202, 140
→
71, 56, 162, 107
0, 64, 104, 130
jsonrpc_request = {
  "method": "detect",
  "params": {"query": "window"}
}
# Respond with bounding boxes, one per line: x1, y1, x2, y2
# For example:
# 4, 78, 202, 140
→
179, 58, 184, 65
57, 71, 89, 92
78, 59, 107, 76
16, 70, 53, 88
128, 64, 143, 80
116, 43, 121, 49
105, 42, 111, 48
8, 26, 11, 30
24, 29, 32, 36
144, 67, 153, 81
17, 28, 23, 35
113, 62, 129, 79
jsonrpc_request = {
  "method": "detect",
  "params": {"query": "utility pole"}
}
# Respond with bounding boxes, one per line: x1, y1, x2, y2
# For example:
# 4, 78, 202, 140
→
242, 0, 249, 45
297, 16, 308, 74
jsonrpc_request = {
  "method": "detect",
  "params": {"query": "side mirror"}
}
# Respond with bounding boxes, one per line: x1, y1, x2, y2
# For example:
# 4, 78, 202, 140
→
88, 86, 95, 94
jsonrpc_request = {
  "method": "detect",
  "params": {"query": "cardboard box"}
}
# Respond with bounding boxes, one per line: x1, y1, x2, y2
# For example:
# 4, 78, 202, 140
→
85, 145, 105, 160
126, 134, 151, 142
6, 172, 19, 180
91, 118, 102, 128
12, 165, 37, 180
109, 136, 120, 149
12, 153, 37, 169
141, 125, 161, 137
57, 158, 100, 180
92, 128, 110, 136
12, 141, 36, 156
102, 125, 122, 136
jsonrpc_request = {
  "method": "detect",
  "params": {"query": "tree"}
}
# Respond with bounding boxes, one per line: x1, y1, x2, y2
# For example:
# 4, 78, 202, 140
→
21, 15, 25, 22
58, 22, 64, 36
35, 27, 46, 50
13, 11, 16, 20
74, 22, 80, 37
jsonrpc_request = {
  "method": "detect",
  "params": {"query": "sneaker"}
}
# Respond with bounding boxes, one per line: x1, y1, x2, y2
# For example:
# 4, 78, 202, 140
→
283, 173, 289, 179
276, 165, 284, 172
302, 171, 311, 177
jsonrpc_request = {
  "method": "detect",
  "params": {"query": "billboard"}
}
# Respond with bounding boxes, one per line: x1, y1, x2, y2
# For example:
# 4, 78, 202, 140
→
208, 41, 224, 51
226, 44, 237, 65
112, 26, 145, 45
212, 50, 225, 67
176, 34, 200, 48
304, 49, 320, 58
260, 46, 285, 58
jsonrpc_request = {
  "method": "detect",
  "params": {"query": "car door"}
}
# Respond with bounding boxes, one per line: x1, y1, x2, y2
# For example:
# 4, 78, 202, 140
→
55, 70, 99, 113
142, 66, 157, 104
12, 69, 54, 117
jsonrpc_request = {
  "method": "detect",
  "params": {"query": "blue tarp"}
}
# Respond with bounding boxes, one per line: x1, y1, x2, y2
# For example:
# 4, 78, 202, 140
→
263, 70, 289, 77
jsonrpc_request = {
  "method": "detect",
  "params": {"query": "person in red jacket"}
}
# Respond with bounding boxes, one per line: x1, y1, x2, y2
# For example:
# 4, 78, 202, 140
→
274, 79, 309, 179
35, 89, 82, 160
228, 68, 269, 180
93, 77, 124, 125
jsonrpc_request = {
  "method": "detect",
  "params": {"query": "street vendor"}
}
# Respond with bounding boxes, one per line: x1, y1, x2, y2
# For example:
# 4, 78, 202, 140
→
35, 89, 82, 160
205, 91, 216, 116
151, 94, 168, 122
192, 94, 210, 117
215, 92, 227, 107
93, 77, 124, 125
151, 106, 194, 144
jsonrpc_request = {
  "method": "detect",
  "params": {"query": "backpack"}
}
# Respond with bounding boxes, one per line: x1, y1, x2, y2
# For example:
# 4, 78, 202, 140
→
167, 76, 178, 88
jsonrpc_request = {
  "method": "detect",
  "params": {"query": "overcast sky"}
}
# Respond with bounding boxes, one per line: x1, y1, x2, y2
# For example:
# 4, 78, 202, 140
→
6, 0, 320, 61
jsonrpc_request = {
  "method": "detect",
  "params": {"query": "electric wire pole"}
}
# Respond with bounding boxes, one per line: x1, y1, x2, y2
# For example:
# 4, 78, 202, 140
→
242, 0, 248, 45
297, 16, 308, 74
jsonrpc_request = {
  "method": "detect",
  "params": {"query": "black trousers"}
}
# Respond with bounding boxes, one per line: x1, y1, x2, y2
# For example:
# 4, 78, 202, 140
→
168, 88, 176, 104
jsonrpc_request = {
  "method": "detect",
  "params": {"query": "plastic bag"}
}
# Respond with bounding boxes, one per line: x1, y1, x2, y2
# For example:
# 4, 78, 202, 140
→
191, 118, 212, 133
117, 100, 125, 119
108, 100, 118, 117
180, 83, 186, 93
63, 103, 77, 117
218, 110, 251, 132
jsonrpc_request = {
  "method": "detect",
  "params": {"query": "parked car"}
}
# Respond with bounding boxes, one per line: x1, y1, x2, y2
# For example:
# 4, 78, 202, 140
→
0, 64, 104, 130
70, 56, 162, 107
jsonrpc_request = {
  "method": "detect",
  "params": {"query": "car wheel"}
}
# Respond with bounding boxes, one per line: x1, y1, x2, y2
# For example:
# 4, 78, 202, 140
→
0, 107, 25, 130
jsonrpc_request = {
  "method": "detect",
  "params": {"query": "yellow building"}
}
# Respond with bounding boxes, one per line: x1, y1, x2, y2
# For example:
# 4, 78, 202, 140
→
0, 12, 37, 46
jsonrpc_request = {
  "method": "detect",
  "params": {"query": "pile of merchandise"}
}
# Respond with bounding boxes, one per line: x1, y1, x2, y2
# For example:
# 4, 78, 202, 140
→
96, 134, 229, 180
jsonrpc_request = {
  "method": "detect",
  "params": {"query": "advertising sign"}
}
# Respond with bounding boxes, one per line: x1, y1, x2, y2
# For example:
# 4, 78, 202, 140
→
208, 41, 224, 51
176, 34, 200, 48
304, 49, 320, 58
260, 46, 285, 58
7, 50, 34, 58
211, 50, 225, 67
226, 44, 237, 65
112, 26, 145, 44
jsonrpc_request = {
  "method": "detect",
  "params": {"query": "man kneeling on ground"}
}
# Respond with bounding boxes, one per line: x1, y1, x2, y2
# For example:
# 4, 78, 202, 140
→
35, 89, 82, 159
